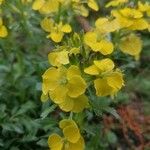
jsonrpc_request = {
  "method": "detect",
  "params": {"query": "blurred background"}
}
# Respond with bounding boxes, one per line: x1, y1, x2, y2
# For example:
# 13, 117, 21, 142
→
0, 0, 149, 150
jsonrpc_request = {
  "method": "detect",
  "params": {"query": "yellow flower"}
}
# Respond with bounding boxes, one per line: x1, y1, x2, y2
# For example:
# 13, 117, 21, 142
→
0, 18, 8, 38
119, 34, 142, 60
32, 0, 59, 14
84, 31, 114, 55
41, 18, 72, 43
95, 17, 120, 34
87, 0, 99, 11
106, 0, 128, 8
48, 50, 69, 67
84, 58, 124, 97
112, 8, 149, 30
42, 65, 87, 103
48, 119, 85, 150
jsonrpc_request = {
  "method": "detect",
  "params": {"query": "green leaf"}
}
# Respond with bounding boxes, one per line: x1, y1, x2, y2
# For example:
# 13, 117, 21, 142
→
40, 104, 57, 119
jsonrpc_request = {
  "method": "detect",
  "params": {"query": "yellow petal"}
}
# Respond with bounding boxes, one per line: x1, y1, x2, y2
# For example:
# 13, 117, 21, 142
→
63, 125, 80, 143
49, 85, 68, 104
99, 40, 114, 55
95, 18, 108, 28
84, 31, 97, 47
61, 24, 72, 33
0, 25, 8, 37
107, 71, 124, 92
72, 95, 89, 113
67, 65, 81, 79
94, 58, 114, 72
128, 19, 148, 30
32, 0, 45, 10
84, 65, 99, 75
48, 133, 63, 150
88, 0, 99, 11
67, 76, 87, 98
49, 32, 64, 43
59, 96, 74, 112
59, 119, 77, 129
42, 67, 59, 94
39, 0, 59, 14
94, 78, 113, 96
40, 18, 53, 32
111, 10, 133, 28
67, 136, 85, 150
119, 34, 142, 58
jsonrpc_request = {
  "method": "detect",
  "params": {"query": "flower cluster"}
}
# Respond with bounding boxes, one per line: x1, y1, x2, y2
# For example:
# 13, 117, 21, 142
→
32, 0, 150, 149
48, 119, 85, 150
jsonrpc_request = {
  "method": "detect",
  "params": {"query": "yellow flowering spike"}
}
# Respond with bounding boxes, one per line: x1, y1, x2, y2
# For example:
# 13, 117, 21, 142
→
94, 58, 115, 72
59, 119, 77, 129
0, 25, 8, 38
63, 124, 80, 143
84, 65, 99, 75
61, 24, 72, 33
106, 0, 128, 8
40, 18, 53, 32
119, 8, 143, 19
94, 78, 113, 96
119, 34, 142, 59
67, 137, 85, 150
32, 0, 45, 10
48, 50, 69, 66
87, 0, 99, 11
48, 133, 63, 150
67, 76, 87, 98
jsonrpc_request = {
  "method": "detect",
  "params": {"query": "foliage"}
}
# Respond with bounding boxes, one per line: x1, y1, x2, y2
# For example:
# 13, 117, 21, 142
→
0, 0, 150, 150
